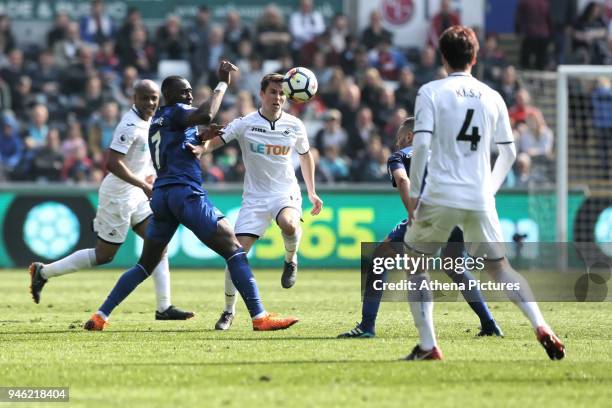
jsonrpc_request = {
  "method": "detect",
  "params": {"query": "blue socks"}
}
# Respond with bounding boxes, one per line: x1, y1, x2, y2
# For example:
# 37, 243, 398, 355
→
226, 248, 265, 318
99, 264, 150, 318
444, 268, 495, 327
361, 256, 383, 334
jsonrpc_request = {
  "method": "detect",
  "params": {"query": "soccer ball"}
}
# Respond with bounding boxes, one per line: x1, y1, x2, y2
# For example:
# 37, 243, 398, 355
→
282, 67, 318, 103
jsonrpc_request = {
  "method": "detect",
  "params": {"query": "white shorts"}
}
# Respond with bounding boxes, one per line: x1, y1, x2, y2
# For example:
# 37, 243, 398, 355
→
93, 190, 152, 244
234, 193, 302, 238
404, 203, 506, 260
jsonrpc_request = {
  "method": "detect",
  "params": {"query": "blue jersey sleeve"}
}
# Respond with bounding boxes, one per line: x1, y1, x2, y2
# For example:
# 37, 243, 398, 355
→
387, 152, 405, 188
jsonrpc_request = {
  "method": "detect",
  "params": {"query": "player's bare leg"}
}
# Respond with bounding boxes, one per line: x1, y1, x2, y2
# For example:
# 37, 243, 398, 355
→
216, 235, 257, 330
276, 207, 302, 288
485, 258, 565, 360
206, 218, 298, 331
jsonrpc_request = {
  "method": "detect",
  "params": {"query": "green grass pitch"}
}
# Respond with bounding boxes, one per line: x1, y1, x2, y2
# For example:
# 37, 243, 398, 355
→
2, 269, 612, 407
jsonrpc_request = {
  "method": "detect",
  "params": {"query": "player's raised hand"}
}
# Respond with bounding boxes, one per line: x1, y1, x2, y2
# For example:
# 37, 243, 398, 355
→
199, 123, 224, 142
217, 60, 239, 85
308, 193, 323, 216
186, 142, 205, 159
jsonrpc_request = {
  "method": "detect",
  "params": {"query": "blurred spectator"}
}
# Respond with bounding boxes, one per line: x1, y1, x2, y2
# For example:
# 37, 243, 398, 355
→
60, 46, 97, 95
12, 76, 35, 121
361, 10, 392, 50
201, 153, 225, 183
477, 33, 507, 84
0, 78, 10, 112
368, 38, 408, 81
189, 6, 211, 82
338, 83, 361, 139
572, 1, 608, 64
79, 0, 115, 46
315, 109, 348, 152
382, 108, 409, 146
216, 145, 244, 182
118, 25, 156, 76
202, 25, 229, 87
290, 0, 325, 54
505, 152, 533, 188
156, 15, 189, 60
193, 85, 212, 107
508, 88, 543, 127
112, 66, 139, 110
311, 51, 333, 88
235, 90, 257, 117
339, 35, 359, 76
319, 67, 346, 108
61, 122, 87, 162
427, 0, 461, 48
224, 10, 252, 56
0, 14, 15, 57
255, 5, 291, 59
517, 112, 553, 159
31, 128, 64, 182
115, 7, 144, 57
413, 46, 438, 86
1, 49, 27, 97
550, 0, 578, 65
53, 22, 85, 67
88, 100, 119, 164
0, 113, 22, 177
347, 106, 378, 159
240, 55, 265, 98
394, 67, 418, 114
300, 30, 340, 67
62, 143, 93, 182
95, 39, 120, 72
24, 104, 50, 149
329, 13, 349, 54
515, 0, 550, 70
374, 87, 396, 130
320, 145, 349, 181
47, 12, 71, 49
592, 77, 612, 176
30, 50, 60, 96
495, 65, 521, 107
360, 68, 385, 114
351, 136, 388, 181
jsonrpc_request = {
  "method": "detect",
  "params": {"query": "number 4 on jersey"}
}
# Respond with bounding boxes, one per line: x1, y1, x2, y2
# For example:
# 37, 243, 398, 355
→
456, 109, 480, 151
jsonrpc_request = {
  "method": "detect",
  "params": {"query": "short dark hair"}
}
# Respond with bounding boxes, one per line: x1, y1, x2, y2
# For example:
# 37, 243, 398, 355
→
439, 26, 479, 70
161, 75, 185, 99
260, 73, 284, 92
400, 116, 415, 131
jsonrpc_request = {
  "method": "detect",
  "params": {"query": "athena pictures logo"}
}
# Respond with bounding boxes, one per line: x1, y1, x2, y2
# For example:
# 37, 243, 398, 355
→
380, 0, 415, 25
23, 202, 80, 259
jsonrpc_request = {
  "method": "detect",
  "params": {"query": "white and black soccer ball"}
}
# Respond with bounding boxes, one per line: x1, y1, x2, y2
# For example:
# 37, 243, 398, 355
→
282, 67, 318, 103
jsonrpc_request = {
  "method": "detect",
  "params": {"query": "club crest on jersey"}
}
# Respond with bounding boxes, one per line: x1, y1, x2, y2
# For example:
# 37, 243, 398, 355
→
249, 143, 290, 155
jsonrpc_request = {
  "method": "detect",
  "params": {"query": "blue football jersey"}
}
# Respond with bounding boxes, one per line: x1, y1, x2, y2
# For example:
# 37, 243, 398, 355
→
149, 103, 203, 191
386, 146, 413, 188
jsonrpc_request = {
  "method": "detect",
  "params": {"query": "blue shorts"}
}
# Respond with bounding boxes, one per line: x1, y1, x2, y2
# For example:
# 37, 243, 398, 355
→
146, 184, 224, 245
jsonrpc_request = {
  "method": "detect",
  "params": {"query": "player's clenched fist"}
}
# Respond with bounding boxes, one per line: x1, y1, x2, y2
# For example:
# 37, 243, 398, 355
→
217, 60, 239, 85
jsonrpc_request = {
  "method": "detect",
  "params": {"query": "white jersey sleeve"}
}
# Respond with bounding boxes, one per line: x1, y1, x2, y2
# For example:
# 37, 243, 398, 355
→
109, 122, 137, 154
221, 117, 245, 144
494, 93, 514, 144
414, 86, 435, 134
295, 119, 310, 154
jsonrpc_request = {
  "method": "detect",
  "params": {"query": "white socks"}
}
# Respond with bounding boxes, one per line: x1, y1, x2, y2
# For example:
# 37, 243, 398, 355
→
407, 273, 437, 351
223, 267, 237, 314
151, 254, 172, 313
492, 266, 547, 329
282, 227, 302, 264
41, 248, 97, 279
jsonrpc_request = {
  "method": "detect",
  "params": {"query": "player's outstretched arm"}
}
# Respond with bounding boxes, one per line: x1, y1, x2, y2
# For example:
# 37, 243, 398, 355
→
299, 151, 323, 215
491, 142, 517, 194
408, 132, 431, 222
107, 150, 153, 198
183, 60, 238, 127
392, 168, 412, 217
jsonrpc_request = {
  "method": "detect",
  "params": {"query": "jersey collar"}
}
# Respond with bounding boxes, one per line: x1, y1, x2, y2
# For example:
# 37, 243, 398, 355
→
449, 72, 472, 77
258, 109, 282, 130
130, 105, 151, 125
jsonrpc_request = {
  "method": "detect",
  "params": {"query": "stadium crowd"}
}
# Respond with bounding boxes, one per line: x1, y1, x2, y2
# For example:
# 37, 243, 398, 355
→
0, 0, 608, 185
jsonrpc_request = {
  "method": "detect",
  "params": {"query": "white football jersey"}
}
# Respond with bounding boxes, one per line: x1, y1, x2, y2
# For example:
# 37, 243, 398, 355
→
414, 72, 514, 211
99, 106, 154, 198
222, 110, 309, 198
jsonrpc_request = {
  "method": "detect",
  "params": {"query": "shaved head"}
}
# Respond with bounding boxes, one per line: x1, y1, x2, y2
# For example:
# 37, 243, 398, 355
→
133, 79, 160, 120
134, 79, 160, 96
